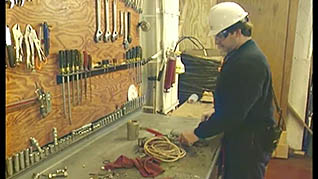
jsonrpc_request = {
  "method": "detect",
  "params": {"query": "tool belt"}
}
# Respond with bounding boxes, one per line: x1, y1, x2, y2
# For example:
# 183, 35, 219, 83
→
262, 123, 282, 153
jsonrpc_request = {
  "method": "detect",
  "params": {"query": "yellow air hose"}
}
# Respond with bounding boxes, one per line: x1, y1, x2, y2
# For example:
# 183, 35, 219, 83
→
143, 136, 186, 162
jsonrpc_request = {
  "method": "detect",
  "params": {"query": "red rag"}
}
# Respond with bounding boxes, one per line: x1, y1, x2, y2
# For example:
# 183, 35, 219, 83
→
103, 155, 134, 170
103, 155, 164, 177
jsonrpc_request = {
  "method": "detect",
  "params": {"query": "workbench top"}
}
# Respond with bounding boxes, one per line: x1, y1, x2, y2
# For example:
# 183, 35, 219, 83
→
13, 103, 221, 179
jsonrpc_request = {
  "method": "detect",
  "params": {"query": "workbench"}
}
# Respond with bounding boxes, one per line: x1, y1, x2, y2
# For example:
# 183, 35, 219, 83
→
12, 102, 222, 179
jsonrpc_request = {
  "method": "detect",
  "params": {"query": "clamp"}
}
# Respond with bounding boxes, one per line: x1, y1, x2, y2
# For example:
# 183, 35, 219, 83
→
34, 82, 51, 118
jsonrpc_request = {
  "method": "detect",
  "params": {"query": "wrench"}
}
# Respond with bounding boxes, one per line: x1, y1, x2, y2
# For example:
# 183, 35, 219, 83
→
119, 11, 124, 37
123, 11, 129, 50
138, 0, 143, 14
111, 0, 118, 42
104, 0, 111, 42
94, 0, 103, 42
127, 11, 132, 44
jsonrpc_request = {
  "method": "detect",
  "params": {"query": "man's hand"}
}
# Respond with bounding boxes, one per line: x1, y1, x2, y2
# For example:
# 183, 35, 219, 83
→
179, 130, 199, 146
201, 111, 214, 122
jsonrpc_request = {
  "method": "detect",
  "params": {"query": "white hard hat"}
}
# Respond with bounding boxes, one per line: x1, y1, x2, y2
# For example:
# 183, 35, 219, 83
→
208, 2, 248, 36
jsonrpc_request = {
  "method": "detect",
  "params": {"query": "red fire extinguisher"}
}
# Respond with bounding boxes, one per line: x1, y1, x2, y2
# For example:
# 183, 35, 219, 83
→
164, 57, 176, 92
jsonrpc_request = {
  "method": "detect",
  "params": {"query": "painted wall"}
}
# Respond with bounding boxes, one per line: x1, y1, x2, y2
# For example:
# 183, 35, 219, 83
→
286, 0, 312, 150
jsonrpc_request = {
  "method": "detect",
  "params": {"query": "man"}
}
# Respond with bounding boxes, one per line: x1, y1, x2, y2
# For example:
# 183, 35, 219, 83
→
179, 2, 276, 179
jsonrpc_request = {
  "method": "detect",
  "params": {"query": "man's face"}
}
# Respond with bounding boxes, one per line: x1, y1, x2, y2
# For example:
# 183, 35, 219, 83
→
214, 30, 238, 54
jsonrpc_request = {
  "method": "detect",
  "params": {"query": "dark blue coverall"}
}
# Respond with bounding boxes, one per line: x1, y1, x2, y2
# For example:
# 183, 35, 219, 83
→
194, 40, 276, 179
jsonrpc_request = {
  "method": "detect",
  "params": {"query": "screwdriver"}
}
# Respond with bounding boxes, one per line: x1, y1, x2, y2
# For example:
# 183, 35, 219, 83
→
58, 50, 67, 117
79, 51, 84, 104
88, 54, 93, 101
66, 50, 72, 124
71, 50, 76, 105
83, 51, 88, 99
75, 50, 80, 105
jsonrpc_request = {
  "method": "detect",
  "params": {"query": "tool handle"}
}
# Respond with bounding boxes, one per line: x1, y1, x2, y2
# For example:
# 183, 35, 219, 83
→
43, 22, 50, 57
75, 49, 80, 71
127, 12, 131, 34
66, 50, 71, 73
87, 55, 92, 71
138, 46, 142, 60
142, 127, 163, 136
83, 51, 88, 71
58, 50, 64, 73
7, 45, 16, 68
132, 47, 136, 60
79, 50, 83, 71
71, 50, 76, 72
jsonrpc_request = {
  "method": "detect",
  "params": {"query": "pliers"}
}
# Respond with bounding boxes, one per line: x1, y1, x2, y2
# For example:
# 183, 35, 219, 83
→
12, 24, 24, 66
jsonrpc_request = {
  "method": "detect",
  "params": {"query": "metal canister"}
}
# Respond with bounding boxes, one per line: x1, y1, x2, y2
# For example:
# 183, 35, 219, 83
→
29, 153, 34, 165
25, 148, 30, 168
40, 151, 45, 160
6, 157, 13, 177
13, 153, 20, 173
34, 152, 40, 163
53, 127, 58, 145
19, 151, 25, 170
127, 120, 140, 140
45, 147, 50, 157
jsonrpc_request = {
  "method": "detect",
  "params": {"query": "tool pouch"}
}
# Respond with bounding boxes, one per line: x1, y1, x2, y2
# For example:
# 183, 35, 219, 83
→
262, 123, 282, 153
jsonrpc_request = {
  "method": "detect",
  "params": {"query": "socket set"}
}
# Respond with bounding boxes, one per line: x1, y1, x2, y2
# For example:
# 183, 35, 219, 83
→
5, 95, 145, 178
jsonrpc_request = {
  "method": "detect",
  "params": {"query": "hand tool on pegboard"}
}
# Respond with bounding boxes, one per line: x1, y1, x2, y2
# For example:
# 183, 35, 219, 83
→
120, 11, 124, 37
12, 24, 23, 66
66, 50, 72, 124
79, 51, 84, 104
75, 50, 81, 105
123, 11, 129, 50
34, 82, 52, 118
95, 0, 103, 42
58, 50, 67, 117
24, 25, 33, 70
88, 55, 93, 101
83, 51, 89, 99
6, 25, 15, 68
5, 0, 15, 9
111, 0, 119, 42
29, 24, 47, 70
42, 22, 50, 57
104, 0, 111, 42
71, 50, 76, 105
127, 11, 132, 44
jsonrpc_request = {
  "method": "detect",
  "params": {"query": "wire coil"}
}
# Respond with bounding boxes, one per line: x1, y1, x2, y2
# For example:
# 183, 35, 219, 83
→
144, 136, 186, 162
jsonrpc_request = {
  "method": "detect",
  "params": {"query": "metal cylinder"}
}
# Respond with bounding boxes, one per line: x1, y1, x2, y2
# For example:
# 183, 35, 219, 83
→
45, 147, 50, 157
53, 127, 58, 145
34, 152, 40, 163
13, 153, 20, 173
29, 153, 34, 165
40, 151, 45, 160
127, 120, 140, 140
19, 151, 25, 170
6, 157, 13, 177
25, 148, 30, 168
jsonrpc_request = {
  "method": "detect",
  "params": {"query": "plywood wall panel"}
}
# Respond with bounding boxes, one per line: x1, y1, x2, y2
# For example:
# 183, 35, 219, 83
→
179, 0, 217, 51
6, 0, 140, 158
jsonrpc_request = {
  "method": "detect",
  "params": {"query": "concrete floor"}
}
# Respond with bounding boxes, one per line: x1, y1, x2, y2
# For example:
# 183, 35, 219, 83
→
265, 155, 312, 179
11, 110, 222, 179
